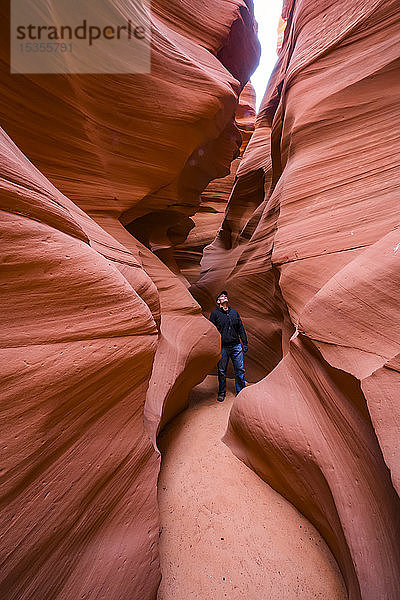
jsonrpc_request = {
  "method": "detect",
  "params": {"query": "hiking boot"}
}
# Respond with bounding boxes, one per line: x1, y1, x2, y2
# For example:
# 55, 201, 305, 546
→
217, 394, 225, 402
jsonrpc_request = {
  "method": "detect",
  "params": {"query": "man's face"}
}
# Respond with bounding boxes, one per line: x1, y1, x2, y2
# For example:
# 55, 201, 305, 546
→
217, 293, 228, 306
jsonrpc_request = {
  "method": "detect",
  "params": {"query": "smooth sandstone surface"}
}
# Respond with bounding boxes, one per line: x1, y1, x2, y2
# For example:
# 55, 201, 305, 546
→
1, 1, 259, 220
0, 129, 161, 600
0, 1, 259, 598
2, 0, 400, 598
175, 83, 257, 285
158, 377, 347, 600
191, 1, 400, 599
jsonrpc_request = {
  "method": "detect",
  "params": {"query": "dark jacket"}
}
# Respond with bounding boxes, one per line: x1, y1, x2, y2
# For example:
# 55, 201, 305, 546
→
209, 306, 248, 349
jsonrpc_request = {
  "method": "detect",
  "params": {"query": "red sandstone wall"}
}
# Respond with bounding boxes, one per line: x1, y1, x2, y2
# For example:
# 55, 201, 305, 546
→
3, 0, 399, 597
0, 128, 162, 599
0, 2, 259, 598
193, 1, 400, 598
174, 82, 257, 285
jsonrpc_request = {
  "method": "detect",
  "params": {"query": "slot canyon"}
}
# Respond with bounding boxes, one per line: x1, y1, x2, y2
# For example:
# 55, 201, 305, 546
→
1, 1, 399, 599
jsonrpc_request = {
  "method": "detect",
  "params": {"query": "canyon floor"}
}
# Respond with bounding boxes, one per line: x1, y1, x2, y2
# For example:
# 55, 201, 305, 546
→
157, 376, 347, 599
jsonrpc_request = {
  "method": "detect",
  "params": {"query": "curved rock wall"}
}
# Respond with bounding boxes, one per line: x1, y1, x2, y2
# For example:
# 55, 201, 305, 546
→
0, 1, 259, 598
4, 0, 399, 597
195, 1, 400, 598
0, 128, 162, 600
174, 82, 257, 285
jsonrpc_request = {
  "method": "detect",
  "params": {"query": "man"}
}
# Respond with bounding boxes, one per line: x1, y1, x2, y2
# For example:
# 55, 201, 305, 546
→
209, 290, 248, 402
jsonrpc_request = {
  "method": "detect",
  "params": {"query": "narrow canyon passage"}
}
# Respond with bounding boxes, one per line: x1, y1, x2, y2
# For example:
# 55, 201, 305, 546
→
1, 0, 399, 598
157, 376, 347, 600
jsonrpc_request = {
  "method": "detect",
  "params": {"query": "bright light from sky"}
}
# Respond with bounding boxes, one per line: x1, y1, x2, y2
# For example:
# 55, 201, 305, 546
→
252, 0, 283, 111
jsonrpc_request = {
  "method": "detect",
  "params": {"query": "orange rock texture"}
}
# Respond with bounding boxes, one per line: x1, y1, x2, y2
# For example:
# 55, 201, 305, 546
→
3, 0, 400, 598
0, 1, 259, 598
1, 128, 161, 600
174, 82, 257, 285
191, 1, 400, 598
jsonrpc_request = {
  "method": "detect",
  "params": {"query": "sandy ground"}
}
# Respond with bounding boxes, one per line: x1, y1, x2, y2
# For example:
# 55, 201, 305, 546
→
157, 376, 347, 599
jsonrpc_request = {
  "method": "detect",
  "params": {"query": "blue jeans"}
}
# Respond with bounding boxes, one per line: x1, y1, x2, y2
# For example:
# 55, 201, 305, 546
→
218, 344, 246, 397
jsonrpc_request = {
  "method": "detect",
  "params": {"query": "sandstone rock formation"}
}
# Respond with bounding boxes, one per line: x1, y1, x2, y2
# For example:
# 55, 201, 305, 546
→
191, 1, 400, 598
174, 82, 257, 284
158, 376, 347, 600
3, 0, 399, 598
0, 1, 259, 598
0, 128, 162, 600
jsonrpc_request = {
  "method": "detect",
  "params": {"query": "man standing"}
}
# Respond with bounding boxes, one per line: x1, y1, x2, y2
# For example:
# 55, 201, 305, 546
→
209, 290, 248, 402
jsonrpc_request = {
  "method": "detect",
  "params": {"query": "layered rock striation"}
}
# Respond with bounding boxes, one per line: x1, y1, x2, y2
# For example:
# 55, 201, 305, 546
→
192, 1, 400, 598
174, 82, 257, 284
0, 128, 162, 600
0, 1, 259, 598
3, 0, 400, 598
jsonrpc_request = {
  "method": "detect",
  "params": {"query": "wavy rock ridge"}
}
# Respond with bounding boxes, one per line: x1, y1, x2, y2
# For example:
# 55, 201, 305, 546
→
174, 82, 257, 285
192, 1, 400, 598
0, 1, 259, 598
2, 0, 399, 598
